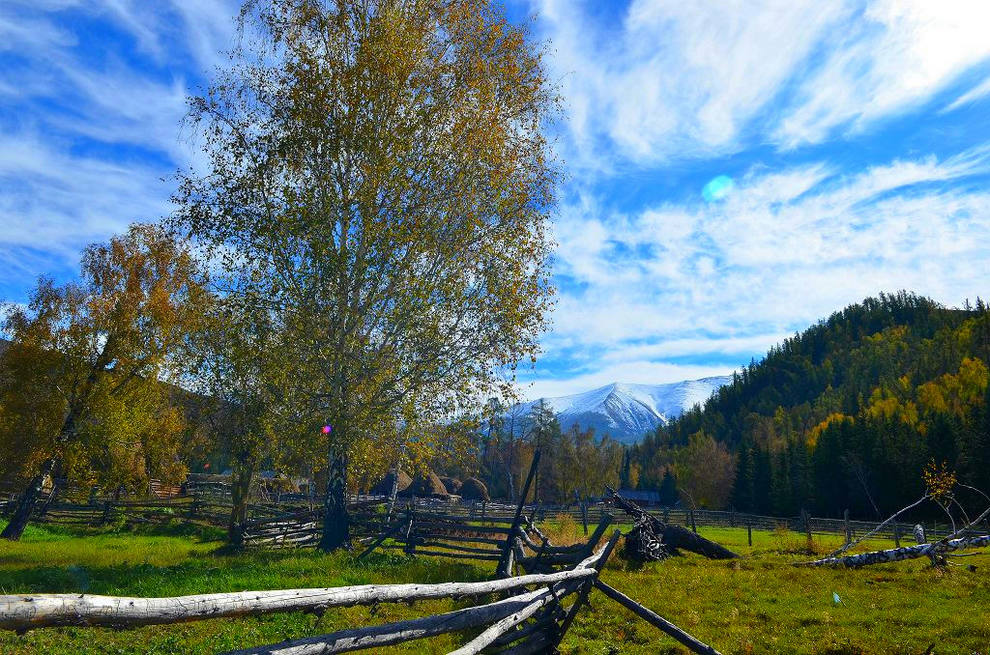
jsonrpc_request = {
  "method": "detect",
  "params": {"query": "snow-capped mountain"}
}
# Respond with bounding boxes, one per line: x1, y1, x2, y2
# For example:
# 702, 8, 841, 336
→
505, 377, 731, 444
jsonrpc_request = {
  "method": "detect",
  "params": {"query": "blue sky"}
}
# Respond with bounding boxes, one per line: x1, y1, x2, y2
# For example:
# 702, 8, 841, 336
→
1, 1, 989, 400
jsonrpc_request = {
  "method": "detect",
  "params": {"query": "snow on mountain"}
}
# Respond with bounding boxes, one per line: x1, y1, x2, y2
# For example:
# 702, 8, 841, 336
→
506, 377, 731, 444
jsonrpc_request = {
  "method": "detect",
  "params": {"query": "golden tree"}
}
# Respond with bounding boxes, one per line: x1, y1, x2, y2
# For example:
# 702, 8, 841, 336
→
174, 0, 558, 550
673, 431, 737, 509
0, 224, 206, 540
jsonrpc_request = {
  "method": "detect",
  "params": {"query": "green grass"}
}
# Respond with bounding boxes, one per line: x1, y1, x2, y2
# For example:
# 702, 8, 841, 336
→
0, 519, 988, 654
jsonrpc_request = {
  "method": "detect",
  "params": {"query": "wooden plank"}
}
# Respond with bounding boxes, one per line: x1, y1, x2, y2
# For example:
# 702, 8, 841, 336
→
445, 580, 582, 655
554, 530, 621, 642
414, 542, 502, 556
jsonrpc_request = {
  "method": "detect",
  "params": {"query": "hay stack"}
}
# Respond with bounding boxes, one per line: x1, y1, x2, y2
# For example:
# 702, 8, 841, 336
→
459, 477, 490, 502
439, 476, 462, 495
400, 470, 448, 498
370, 469, 412, 496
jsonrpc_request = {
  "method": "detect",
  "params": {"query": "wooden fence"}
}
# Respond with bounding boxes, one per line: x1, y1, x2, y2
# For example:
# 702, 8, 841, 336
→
0, 532, 623, 654
5, 489, 978, 549
0, 528, 726, 654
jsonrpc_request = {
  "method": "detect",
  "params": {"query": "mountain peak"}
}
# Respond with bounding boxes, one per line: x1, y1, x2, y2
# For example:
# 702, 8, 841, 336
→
512, 376, 731, 444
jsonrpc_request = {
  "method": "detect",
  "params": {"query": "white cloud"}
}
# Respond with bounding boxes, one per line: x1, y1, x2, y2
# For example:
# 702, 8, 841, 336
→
775, 0, 990, 147
0, 132, 171, 269
943, 75, 990, 113
530, 146, 990, 392
3, 0, 989, 404
534, 0, 848, 167
531, 0, 990, 166
0, 1, 239, 290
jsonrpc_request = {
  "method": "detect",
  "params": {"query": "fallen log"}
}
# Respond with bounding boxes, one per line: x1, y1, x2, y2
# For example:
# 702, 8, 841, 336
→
605, 487, 737, 561
229, 531, 618, 655
593, 581, 722, 655
0, 569, 598, 632
796, 533, 990, 568
662, 524, 738, 560
223, 587, 555, 655
488, 611, 556, 649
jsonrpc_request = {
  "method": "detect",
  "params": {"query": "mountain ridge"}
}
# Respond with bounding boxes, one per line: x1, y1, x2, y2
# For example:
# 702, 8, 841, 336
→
510, 376, 732, 444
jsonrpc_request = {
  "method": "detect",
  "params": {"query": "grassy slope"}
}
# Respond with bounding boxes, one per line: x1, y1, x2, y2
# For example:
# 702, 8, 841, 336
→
0, 519, 987, 654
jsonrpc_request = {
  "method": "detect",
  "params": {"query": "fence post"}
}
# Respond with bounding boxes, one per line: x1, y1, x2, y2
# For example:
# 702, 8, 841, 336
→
663, 508, 670, 523
690, 509, 697, 533
747, 522, 753, 547
730, 507, 736, 528
497, 451, 540, 578
581, 502, 589, 536
188, 498, 201, 522
101, 500, 113, 526
801, 508, 812, 543
403, 509, 416, 555
893, 522, 901, 547
843, 509, 851, 545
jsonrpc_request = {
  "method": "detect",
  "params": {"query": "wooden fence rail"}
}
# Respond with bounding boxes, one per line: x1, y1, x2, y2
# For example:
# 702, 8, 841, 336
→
0, 532, 625, 655
5, 493, 976, 548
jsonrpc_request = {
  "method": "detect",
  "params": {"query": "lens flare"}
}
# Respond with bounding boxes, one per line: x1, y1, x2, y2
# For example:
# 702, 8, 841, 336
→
321, 425, 333, 435
702, 175, 734, 203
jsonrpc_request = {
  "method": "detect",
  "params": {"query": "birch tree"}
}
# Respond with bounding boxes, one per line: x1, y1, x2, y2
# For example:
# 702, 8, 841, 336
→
174, 0, 558, 550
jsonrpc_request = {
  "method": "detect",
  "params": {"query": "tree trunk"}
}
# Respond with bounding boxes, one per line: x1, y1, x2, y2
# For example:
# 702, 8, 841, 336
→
799, 533, 990, 568
228, 462, 254, 547
2, 407, 82, 541
386, 462, 399, 522
319, 441, 349, 552
1, 455, 59, 541
36, 459, 66, 519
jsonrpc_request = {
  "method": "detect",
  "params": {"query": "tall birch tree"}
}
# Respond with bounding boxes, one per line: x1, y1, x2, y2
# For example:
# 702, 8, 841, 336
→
175, 0, 558, 550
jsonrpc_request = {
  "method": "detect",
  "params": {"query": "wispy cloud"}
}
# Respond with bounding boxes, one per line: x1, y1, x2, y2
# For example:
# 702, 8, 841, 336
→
774, 1, 990, 147
0, 1, 238, 296
522, 145, 990, 397
531, 0, 990, 167
2, 0, 989, 402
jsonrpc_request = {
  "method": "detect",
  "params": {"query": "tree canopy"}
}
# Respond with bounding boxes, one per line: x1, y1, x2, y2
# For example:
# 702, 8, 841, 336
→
174, 0, 559, 549
0, 224, 206, 540
627, 292, 990, 517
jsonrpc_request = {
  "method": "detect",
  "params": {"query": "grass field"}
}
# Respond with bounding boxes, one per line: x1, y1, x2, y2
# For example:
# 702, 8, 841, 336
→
0, 517, 987, 654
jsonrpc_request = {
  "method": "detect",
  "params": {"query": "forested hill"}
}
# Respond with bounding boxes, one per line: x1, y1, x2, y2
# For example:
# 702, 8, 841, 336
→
627, 292, 990, 520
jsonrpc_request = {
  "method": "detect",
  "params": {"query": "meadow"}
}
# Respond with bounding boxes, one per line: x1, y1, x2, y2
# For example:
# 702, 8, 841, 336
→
0, 517, 987, 654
